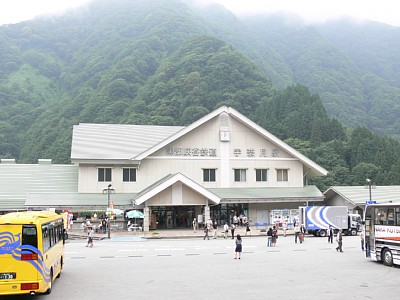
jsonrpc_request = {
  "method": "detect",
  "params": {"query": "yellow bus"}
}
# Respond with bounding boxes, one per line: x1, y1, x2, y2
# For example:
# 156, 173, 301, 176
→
0, 211, 65, 296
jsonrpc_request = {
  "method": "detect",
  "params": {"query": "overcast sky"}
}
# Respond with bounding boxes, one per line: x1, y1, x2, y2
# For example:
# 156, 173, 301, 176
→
1, 0, 399, 27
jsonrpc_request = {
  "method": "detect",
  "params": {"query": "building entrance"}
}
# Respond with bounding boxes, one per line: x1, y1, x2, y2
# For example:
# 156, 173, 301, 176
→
150, 206, 198, 229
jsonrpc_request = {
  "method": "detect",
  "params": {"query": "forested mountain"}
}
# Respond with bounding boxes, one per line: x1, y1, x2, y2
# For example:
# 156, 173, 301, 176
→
244, 16, 400, 137
1, 0, 400, 190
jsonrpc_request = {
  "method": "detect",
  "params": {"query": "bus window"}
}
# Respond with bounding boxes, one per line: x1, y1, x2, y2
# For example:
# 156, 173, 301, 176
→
375, 208, 386, 225
387, 208, 395, 225
22, 225, 38, 248
396, 208, 400, 226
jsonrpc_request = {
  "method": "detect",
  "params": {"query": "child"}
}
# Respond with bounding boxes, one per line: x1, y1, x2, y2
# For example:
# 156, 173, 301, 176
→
234, 234, 242, 259
86, 227, 94, 248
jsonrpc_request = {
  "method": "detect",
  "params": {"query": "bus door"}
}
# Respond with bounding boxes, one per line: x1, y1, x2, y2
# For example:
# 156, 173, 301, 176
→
0, 225, 39, 287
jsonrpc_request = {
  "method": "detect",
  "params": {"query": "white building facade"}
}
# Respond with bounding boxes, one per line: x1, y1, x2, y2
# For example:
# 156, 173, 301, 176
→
69, 106, 328, 231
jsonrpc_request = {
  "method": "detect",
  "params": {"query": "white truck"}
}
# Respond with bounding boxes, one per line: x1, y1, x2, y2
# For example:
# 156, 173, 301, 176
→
299, 206, 361, 237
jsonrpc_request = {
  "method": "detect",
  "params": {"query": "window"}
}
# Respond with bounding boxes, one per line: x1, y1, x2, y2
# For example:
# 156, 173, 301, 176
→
387, 208, 395, 225
98, 168, 112, 182
276, 169, 288, 182
256, 169, 268, 182
22, 225, 37, 248
123, 168, 136, 182
234, 169, 247, 182
203, 169, 216, 182
375, 208, 386, 225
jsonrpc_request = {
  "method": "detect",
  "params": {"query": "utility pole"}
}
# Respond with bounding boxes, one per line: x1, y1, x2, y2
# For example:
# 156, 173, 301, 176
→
103, 184, 115, 239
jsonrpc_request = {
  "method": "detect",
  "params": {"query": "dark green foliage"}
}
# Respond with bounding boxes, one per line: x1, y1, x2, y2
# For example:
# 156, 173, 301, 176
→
1, 0, 400, 190
255, 85, 345, 142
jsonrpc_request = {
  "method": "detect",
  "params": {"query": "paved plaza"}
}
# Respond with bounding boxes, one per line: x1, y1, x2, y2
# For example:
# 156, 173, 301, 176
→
2, 234, 400, 300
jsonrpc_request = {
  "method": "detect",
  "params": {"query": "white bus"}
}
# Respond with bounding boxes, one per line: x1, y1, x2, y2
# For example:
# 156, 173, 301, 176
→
364, 203, 400, 266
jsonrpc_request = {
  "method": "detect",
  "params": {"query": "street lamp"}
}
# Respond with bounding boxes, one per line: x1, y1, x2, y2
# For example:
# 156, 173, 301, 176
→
366, 178, 372, 203
103, 184, 115, 239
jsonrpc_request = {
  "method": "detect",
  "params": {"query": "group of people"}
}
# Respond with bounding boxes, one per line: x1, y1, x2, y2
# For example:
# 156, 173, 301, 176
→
193, 217, 251, 241
201, 219, 219, 240
327, 226, 344, 252
294, 223, 307, 244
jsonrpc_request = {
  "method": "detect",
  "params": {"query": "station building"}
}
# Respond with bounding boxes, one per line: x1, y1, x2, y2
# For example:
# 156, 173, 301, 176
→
1, 106, 329, 231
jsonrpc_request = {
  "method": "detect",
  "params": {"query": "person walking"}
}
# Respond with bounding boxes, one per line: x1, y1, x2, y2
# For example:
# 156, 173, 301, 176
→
327, 226, 334, 243
212, 222, 218, 239
86, 226, 94, 247
230, 223, 236, 239
234, 234, 242, 259
245, 221, 251, 236
282, 222, 288, 237
294, 223, 300, 244
267, 227, 273, 247
102, 218, 107, 234
360, 229, 365, 251
272, 226, 278, 247
300, 224, 306, 243
336, 229, 343, 252
192, 218, 197, 233
223, 222, 229, 239
203, 223, 210, 240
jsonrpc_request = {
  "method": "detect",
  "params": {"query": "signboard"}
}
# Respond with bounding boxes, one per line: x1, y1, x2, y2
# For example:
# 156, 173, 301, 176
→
365, 201, 377, 205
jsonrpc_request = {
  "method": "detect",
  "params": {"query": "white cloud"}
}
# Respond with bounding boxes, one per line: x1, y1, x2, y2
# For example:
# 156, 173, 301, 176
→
0, 0, 92, 25
1, 0, 399, 26
200, 0, 400, 26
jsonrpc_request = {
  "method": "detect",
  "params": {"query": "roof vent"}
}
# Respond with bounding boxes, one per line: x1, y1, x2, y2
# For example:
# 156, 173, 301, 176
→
1, 159, 16, 164
38, 159, 52, 165
219, 112, 229, 131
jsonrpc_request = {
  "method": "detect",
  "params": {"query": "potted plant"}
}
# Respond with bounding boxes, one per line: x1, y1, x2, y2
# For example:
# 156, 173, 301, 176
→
151, 231, 161, 238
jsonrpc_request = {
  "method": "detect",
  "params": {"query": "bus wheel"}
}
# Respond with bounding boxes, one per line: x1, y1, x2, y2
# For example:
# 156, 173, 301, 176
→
44, 270, 53, 295
57, 257, 63, 278
383, 249, 394, 267
319, 230, 327, 237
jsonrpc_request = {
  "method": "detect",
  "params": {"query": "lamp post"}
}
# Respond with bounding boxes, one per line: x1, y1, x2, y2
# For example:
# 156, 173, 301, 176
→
366, 178, 372, 203
103, 184, 115, 239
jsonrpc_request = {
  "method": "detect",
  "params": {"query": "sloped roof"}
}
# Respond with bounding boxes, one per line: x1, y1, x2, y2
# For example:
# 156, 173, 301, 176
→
133, 173, 221, 205
71, 123, 184, 161
25, 193, 134, 209
71, 106, 327, 176
210, 186, 324, 203
0, 163, 78, 211
172, 106, 324, 175
324, 186, 400, 206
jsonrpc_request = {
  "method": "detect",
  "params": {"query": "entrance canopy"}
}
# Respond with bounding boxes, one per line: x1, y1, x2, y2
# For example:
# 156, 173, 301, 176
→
133, 173, 221, 206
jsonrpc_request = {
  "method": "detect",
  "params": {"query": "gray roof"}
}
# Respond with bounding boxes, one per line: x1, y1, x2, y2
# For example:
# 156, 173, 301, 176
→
25, 193, 135, 210
0, 162, 78, 211
71, 123, 184, 161
70, 107, 328, 177
210, 186, 324, 203
324, 186, 400, 206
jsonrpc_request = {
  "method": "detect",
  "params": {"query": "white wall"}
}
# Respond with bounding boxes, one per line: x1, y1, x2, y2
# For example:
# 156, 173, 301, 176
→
78, 114, 306, 193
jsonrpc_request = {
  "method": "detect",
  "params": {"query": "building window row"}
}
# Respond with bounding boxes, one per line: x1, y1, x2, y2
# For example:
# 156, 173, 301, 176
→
98, 168, 137, 182
98, 168, 288, 183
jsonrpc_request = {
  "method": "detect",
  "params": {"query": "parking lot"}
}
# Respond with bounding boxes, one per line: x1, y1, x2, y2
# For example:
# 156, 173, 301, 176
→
2, 234, 399, 300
